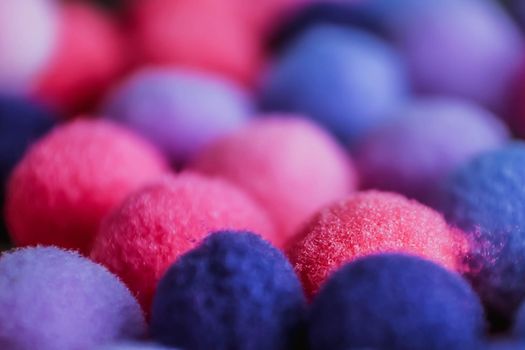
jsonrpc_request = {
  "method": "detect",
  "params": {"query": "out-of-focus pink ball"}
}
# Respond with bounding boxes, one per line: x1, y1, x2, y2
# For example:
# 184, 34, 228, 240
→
192, 117, 357, 247
33, 3, 125, 116
0, 0, 58, 92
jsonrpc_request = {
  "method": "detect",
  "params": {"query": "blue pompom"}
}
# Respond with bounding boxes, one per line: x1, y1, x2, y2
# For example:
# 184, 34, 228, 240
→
0, 95, 55, 240
309, 253, 484, 350
150, 231, 306, 350
260, 24, 408, 145
435, 143, 525, 328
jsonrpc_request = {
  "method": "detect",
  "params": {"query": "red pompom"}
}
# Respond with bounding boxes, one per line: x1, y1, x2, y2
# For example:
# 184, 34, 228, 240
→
6, 119, 166, 254
287, 191, 467, 297
33, 3, 125, 116
192, 117, 357, 247
90, 172, 277, 313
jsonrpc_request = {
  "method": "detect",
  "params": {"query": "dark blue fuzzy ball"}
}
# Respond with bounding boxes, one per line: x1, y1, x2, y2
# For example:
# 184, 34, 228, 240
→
0, 95, 55, 240
309, 253, 484, 350
150, 231, 306, 350
435, 143, 525, 328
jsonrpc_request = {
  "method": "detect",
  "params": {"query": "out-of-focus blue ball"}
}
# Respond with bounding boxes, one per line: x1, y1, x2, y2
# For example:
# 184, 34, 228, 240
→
355, 97, 509, 203
260, 24, 409, 145
309, 253, 484, 350
435, 143, 525, 328
150, 231, 306, 350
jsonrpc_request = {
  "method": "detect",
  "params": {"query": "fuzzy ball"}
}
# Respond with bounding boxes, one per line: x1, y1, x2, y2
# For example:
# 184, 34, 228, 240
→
0, 0, 58, 92
33, 3, 125, 116
6, 119, 166, 254
355, 98, 509, 203
349, 0, 523, 113
288, 191, 466, 297
150, 231, 306, 350
435, 143, 525, 328
309, 253, 484, 350
193, 117, 356, 246
0, 246, 146, 350
104, 68, 252, 162
260, 24, 408, 145
129, 0, 262, 85
91, 173, 277, 313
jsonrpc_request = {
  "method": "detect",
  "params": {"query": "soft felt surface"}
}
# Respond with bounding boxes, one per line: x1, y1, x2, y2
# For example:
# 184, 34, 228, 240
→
0, 247, 146, 350
6, 119, 166, 254
309, 253, 484, 350
260, 24, 408, 145
33, 2, 125, 116
192, 117, 357, 246
287, 191, 466, 297
435, 143, 525, 328
91, 173, 276, 313
150, 231, 306, 350
355, 97, 509, 203
104, 68, 252, 162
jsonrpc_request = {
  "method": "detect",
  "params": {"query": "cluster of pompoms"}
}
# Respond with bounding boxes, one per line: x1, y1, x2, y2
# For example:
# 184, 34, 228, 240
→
4, 0, 525, 349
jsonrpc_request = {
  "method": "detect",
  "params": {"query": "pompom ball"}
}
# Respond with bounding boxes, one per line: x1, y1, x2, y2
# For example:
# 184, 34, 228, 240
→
129, 0, 262, 85
193, 117, 356, 245
309, 253, 484, 350
33, 2, 125, 115
104, 68, 252, 162
0, 0, 58, 92
435, 143, 525, 327
91, 173, 276, 313
0, 247, 146, 350
150, 231, 306, 350
260, 24, 408, 145
6, 120, 166, 254
355, 98, 509, 203
349, 0, 523, 112
288, 191, 466, 296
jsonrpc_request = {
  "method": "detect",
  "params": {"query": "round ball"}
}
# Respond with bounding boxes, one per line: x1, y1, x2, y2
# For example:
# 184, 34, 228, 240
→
260, 24, 408, 145
0, 246, 146, 350
6, 119, 166, 254
33, 2, 125, 115
129, 0, 262, 85
91, 173, 277, 313
309, 253, 484, 350
0, 0, 58, 92
193, 117, 357, 245
355, 97, 509, 203
287, 191, 466, 297
104, 68, 252, 162
350, 0, 523, 112
435, 143, 525, 327
150, 231, 306, 350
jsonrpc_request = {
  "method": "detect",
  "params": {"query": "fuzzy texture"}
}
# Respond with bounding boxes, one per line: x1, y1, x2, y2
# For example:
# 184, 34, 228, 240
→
91, 173, 276, 313
0, 247, 146, 350
129, 0, 262, 85
355, 98, 509, 203
6, 119, 166, 255
0, 0, 58, 92
435, 143, 525, 328
33, 3, 125, 116
192, 117, 356, 246
150, 231, 306, 350
260, 24, 408, 145
348, 0, 523, 113
104, 68, 252, 162
288, 191, 466, 297
309, 253, 484, 350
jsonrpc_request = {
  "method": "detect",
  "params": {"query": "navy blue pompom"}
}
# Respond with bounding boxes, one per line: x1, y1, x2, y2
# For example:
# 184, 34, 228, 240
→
435, 143, 525, 328
309, 253, 484, 350
0, 95, 56, 241
150, 231, 306, 350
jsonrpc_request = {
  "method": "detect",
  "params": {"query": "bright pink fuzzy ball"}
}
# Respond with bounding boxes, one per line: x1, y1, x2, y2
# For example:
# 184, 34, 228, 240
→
5, 119, 166, 254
